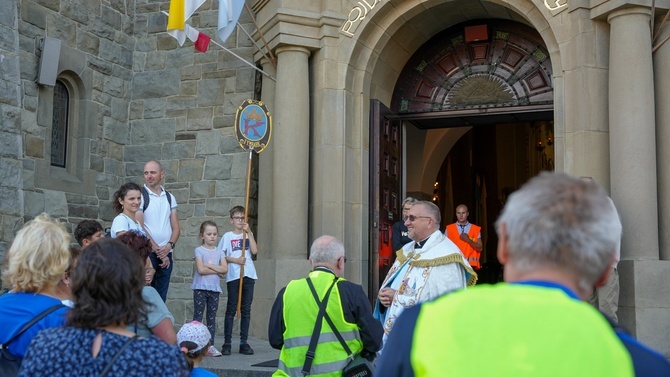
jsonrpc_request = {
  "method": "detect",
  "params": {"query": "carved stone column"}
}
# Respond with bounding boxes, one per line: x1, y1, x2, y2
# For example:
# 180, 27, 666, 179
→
271, 46, 311, 259
655, 15, 670, 261
608, 7, 659, 261
257, 58, 276, 259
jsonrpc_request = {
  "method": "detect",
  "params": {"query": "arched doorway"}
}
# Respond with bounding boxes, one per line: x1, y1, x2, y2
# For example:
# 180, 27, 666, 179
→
370, 19, 555, 293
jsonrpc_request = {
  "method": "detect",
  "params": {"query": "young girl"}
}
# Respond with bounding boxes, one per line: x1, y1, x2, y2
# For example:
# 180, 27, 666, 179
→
192, 221, 228, 357
178, 321, 216, 376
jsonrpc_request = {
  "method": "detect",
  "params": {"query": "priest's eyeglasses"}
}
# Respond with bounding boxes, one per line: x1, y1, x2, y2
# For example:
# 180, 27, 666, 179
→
406, 215, 431, 222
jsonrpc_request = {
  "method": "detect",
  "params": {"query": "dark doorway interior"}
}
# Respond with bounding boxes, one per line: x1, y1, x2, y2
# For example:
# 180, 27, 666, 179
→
430, 120, 554, 284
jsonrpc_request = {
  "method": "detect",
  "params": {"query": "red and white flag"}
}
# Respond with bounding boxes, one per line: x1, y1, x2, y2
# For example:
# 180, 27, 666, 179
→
192, 29, 211, 52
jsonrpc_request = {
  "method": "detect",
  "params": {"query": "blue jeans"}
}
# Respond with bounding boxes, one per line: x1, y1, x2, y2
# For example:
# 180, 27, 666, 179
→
224, 277, 255, 344
149, 252, 173, 302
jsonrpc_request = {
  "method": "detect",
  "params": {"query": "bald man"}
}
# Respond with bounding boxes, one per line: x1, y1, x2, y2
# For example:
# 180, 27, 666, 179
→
136, 160, 180, 302
445, 204, 483, 271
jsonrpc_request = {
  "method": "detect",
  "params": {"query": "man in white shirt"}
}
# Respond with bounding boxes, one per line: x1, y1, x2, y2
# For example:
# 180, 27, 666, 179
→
137, 160, 180, 302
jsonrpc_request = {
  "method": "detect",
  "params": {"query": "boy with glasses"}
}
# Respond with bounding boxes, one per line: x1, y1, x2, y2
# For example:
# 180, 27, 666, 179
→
218, 206, 258, 356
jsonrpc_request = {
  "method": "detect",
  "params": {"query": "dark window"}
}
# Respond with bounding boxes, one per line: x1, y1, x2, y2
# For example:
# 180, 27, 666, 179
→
51, 80, 69, 168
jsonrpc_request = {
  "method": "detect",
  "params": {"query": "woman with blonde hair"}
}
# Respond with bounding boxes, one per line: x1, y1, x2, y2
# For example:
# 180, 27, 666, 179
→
19, 238, 189, 376
0, 213, 70, 360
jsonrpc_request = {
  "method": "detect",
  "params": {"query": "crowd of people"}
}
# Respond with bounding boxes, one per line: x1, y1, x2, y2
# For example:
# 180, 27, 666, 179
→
0, 160, 260, 376
2, 167, 670, 376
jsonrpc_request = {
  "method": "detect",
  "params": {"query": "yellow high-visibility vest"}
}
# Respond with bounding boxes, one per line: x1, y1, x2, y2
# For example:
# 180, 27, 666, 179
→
275, 270, 363, 377
411, 284, 634, 377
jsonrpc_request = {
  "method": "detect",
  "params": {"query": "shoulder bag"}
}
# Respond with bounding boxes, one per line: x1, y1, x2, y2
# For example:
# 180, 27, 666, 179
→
0, 304, 65, 377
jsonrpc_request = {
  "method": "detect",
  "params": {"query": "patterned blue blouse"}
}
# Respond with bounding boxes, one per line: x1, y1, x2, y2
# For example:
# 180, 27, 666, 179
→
19, 327, 189, 376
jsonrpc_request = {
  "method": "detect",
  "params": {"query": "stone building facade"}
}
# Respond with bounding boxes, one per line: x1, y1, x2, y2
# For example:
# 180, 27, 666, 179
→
0, 0, 259, 333
249, 0, 670, 356
2, 0, 670, 357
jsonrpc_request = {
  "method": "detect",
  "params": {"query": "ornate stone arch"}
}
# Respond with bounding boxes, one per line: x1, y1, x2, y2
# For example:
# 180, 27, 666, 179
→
341, 0, 562, 108
391, 20, 553, 113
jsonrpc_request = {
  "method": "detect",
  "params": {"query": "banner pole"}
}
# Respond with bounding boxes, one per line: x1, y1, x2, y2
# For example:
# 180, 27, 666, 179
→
237, 148, 254, 317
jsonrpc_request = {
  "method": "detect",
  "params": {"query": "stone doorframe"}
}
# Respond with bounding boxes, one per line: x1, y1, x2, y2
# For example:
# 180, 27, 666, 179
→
387, 17, 555, 197
338, 0, 564, 282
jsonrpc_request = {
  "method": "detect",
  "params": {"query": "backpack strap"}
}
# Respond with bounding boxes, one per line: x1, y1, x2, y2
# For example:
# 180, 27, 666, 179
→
140, 186, 150, 212
302, 276, 339, 376
141, 186, 172, 212
2, 304, 65, 347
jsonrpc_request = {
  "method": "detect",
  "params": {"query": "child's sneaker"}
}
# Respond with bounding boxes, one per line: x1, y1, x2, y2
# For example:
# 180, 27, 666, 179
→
207, 345, 222, 357
239, 343, 254, 355
221, 343, 232, 356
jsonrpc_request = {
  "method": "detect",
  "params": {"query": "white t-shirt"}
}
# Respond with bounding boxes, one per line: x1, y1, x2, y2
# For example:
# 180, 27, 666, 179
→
217, 231, 257, 283
140, 185, 177, 247
192, 245, 225, 293
110, 213, 145, 238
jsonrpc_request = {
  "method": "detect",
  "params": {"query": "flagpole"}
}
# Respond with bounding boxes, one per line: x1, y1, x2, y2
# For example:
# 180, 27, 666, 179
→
237, 22, 277, 70
244, 2, 277, 66
209, 38, 276, 81
236, 148, 254, 317
161, 11, 276, 81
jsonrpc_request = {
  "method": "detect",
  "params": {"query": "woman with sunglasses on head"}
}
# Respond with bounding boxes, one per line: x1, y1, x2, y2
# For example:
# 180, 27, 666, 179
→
19, 238, 189, 376
117, 230, 177, 345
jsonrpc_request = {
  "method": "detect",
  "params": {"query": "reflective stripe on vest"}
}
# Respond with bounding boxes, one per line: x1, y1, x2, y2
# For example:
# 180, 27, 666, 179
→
446, 223, 481, 269
411, 284, 634, 376
277, 358, 350, 376
276, 270, 363, 377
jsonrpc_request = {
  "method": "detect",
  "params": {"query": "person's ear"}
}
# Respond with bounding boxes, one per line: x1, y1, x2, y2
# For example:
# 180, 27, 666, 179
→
497, 223, 509, 265
594, 255, 616, 287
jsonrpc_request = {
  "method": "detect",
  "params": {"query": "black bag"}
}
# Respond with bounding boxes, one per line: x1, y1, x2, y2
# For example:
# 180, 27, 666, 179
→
342, 354, 374, 377
0, 304, 65, 376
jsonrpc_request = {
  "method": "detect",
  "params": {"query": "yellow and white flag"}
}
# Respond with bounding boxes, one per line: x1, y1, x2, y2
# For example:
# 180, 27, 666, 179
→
167, 0, 206, 46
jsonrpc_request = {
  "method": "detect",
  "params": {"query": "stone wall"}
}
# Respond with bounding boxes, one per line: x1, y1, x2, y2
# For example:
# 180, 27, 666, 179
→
1, 0, 260, 336
0, 0, 24, 287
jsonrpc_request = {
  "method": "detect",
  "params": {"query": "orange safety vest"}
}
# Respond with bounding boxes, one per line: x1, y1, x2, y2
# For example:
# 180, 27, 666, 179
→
446, 223, 482, 270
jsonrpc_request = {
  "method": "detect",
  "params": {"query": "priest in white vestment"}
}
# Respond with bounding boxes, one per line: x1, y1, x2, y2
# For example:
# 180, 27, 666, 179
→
374, 201, 477, 353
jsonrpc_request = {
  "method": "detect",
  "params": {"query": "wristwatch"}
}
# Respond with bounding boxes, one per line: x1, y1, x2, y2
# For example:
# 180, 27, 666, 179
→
168, 241, 176, 249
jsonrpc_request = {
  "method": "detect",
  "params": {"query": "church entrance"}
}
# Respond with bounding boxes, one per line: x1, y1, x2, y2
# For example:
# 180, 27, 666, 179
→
368, 18, 555, 299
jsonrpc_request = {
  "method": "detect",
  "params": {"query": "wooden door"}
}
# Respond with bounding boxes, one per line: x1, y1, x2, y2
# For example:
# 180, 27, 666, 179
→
368, 99, 402, 303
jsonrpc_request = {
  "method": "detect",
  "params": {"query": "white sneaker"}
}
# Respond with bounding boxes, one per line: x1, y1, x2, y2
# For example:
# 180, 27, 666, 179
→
207, 345, 222, 357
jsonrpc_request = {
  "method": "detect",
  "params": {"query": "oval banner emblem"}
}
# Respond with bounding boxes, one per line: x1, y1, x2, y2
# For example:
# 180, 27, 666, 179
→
234, 99, 272, 153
